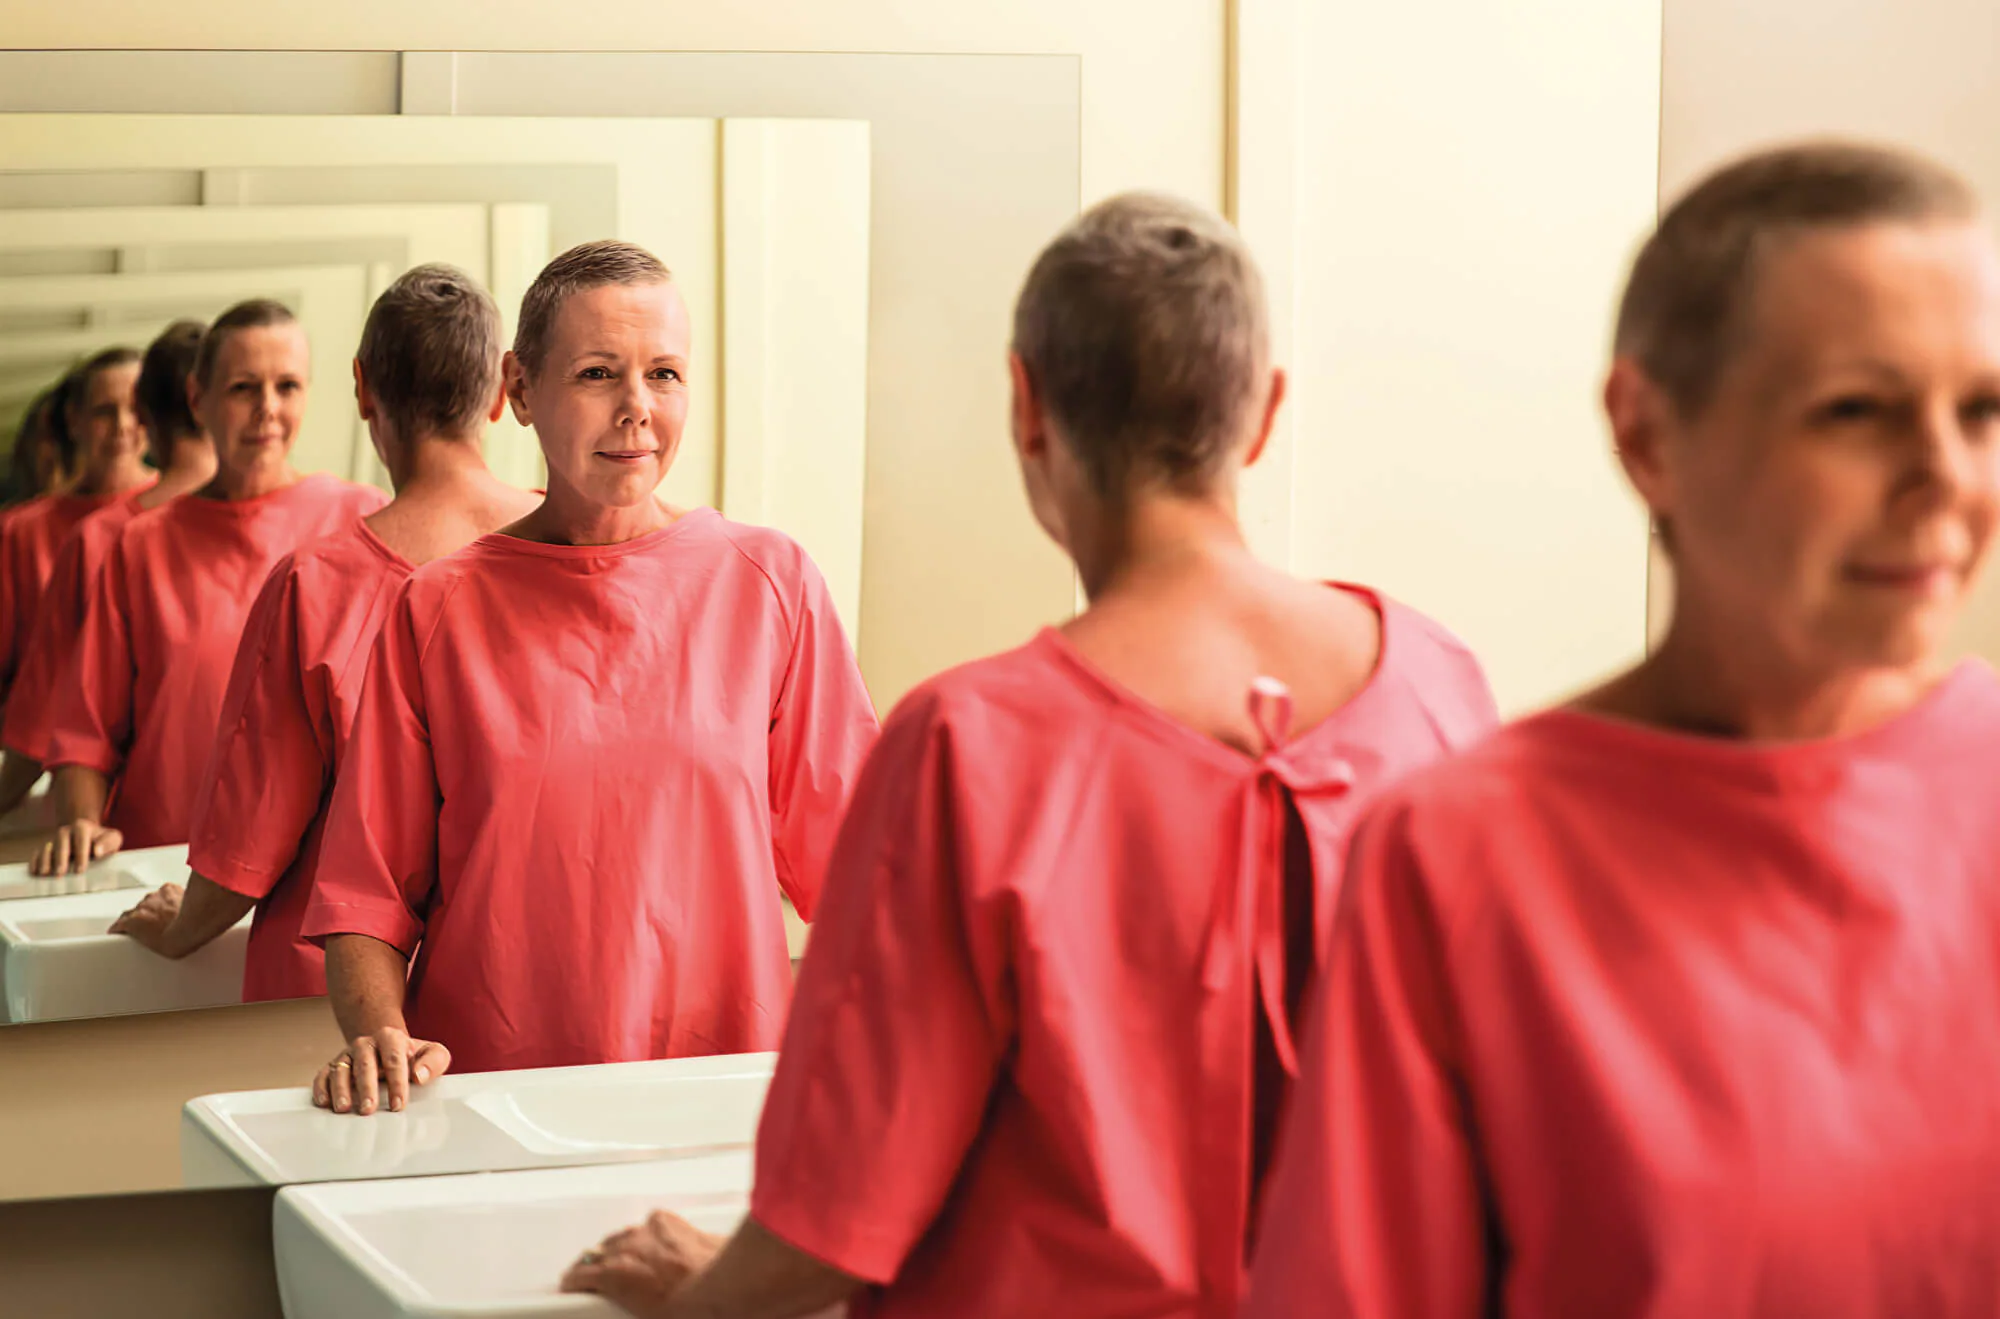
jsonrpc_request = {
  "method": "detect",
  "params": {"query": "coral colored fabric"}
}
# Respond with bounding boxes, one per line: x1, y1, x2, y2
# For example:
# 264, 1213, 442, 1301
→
45, 475, 388, 849
187, 519, 414, 1002
1243, 662, 2000, 1319
302, 509, 878, 1075
750, 588, 1497, 1319
3, 497, 147, 760
0, 488, 143, 701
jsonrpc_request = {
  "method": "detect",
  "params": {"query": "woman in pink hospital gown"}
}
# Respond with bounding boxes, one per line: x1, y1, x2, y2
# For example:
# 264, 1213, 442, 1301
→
561, 195, 1498, 1318
1244, 143, 2000, 1319
304, 241, 878, 1114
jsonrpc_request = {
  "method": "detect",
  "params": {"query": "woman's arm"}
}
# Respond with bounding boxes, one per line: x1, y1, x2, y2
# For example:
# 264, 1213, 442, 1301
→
109, 872, 255, 957
311, 933, 451, 1117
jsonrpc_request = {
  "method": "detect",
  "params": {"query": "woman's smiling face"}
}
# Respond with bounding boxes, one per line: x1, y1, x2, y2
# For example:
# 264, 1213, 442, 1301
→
507, 280, 692, 511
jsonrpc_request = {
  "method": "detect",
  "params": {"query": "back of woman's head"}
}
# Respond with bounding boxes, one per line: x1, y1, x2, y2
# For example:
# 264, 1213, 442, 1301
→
358, 264, 504, 441
1012, 192, 1269, 497
137, 320, 207, 446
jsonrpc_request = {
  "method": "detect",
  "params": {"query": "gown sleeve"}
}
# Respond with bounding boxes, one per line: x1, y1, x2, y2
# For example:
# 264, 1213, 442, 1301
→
1242, 798, 1492, 1319
44, 535, 136, 775
764, 552, 879, 921
187, 559, 328, 898
301, 583, 438, 956
750, 691, 1012, 1284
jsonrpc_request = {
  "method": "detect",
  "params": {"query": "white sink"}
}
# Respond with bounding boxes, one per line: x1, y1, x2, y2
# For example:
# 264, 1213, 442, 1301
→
0, 844, 248, 1023
183, 1053, 776, 1189
274, 1152, 754, 1319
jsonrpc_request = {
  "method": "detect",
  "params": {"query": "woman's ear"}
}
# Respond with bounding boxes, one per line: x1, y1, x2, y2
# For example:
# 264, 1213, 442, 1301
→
353, 358, 377, 423
1241, 366, 1287, 470
1604, 357, 1679, 525
502, 351, 534, 427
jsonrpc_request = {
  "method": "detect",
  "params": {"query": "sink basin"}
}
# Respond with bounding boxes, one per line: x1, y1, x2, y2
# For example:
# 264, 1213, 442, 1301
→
274, 1152, 754, 1319
182, 1052, 776, 1189
0, 844, 250, 1023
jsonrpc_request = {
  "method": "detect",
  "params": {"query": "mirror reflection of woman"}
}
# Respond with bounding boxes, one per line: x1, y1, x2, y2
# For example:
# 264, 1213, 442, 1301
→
3, 388, 75, 508
1246, 143, 2000, 1317
36, 301, 388, 875
109, 265, 543, 1000
561, 196, 1498, 1318
0, 322, 220, 818
304, 242, 878, 1115
0, 349, 153, 716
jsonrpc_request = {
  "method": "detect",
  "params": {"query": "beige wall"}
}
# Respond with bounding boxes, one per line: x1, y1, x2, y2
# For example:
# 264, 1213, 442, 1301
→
1659, 0, 2000, 661
1236, 0, 1663, 713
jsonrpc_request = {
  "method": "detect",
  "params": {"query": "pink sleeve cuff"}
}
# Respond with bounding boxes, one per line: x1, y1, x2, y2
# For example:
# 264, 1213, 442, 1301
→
42, 734, 120, 775
186, 844, 284, 901
300, 899, 423, 958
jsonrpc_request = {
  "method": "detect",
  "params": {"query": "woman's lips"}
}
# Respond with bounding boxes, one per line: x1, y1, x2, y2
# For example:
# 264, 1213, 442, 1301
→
1843, 562, 1956, 593
595, 450, 656, 465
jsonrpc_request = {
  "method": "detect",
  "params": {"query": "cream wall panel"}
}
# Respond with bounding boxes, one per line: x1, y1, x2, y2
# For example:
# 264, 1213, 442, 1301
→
1659, 0, 2000, 664
1254, 0, 1660, 715
720, 120, 872, 644
1, 5, 1223, 207
0, 116, 720, 508
0, 264, 370, 477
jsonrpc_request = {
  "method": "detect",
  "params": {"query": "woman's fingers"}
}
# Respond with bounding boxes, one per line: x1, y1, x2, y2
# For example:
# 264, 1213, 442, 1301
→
329, 1051, 355, 1114
90, 826, 124, 862
409, 1039, 452, 1086
351, 1035, 382, 1116
377, 1030, 411, 1114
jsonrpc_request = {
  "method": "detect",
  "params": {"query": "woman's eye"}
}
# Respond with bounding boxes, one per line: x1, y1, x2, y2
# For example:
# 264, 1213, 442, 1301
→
580, 366, 612, 380
650, 368, 682, 383
1817, 395, 1883, 424
1963, 396, 2000, 431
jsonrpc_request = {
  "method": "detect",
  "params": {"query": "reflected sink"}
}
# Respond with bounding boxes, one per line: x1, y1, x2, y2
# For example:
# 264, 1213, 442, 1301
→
274, 1152, 753, 1319
0, 844, 248, 1023
182, 1052, 776, 1189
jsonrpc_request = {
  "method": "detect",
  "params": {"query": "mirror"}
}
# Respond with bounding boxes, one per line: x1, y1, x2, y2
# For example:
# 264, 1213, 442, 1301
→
0, 110, 872, 1201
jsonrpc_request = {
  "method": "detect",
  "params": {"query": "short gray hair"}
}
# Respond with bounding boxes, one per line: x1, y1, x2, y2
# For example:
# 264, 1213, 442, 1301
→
358, 264, 503, 440
1615, 141, 1980, 416
514, 240, 673, 378
1012, 191, 1269, 496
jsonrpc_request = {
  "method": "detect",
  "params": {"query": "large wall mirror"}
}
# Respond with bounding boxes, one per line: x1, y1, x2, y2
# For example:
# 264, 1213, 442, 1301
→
0, 105, 882, 1205
0, 69, 1081, 1306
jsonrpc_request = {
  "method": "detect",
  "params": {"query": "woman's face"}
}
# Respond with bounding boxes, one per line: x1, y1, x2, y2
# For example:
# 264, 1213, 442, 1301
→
506, 282, 690, 510
1622, 221, 2000, 674
190, 323, 311, 482
71, 362, 143, 483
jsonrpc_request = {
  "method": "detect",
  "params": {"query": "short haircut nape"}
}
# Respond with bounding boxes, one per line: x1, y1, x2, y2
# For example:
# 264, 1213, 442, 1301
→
194, 299, 300, 389
1012, 191, 1269, 497
357, 264, 504, 441
1614, 140, 1980, 416
136, 320, 206, 440
513, 240, 673, 378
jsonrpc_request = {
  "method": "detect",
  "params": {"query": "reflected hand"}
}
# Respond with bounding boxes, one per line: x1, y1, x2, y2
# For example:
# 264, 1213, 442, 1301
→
561, 1210, 726, 1316
108, 882, 185, 956
31, 819, 123, 876
311, 1028, 451, 1117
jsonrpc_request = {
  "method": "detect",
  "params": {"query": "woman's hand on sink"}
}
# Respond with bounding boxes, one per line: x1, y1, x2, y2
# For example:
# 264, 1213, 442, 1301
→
562, 1210, 725, 1316
107, 882, 183, 952
31, 818, 123, 876
313, 1027, 453, 1117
